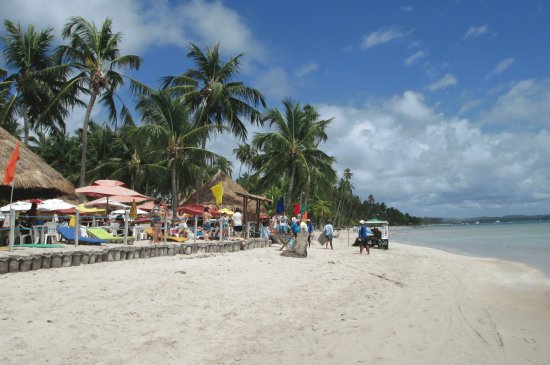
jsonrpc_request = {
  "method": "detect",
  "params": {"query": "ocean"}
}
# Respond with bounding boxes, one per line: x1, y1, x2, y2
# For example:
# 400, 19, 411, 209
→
390, 221, 550, 277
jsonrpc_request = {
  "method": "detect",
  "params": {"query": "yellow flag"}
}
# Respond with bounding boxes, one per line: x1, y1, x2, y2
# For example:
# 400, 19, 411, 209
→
210, 181, 223, 205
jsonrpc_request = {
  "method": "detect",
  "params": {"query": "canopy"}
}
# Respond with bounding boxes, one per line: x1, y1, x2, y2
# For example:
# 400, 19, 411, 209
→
218, 208, 234, 216
178, 203, 220, 217
0, 201, 32, 212
75, 204, 105, 214
76, 179, 147, 199
366, 219, 389, 225
110, 208, 148, 216
86, 197, 129, 209
37, 199, 75, 212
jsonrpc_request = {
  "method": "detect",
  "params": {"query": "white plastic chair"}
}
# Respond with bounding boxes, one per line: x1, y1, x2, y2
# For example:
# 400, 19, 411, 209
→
43, 222, 59, 244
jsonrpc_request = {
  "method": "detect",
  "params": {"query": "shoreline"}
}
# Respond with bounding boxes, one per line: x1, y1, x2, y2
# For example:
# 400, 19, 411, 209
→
1, 235, 549, 364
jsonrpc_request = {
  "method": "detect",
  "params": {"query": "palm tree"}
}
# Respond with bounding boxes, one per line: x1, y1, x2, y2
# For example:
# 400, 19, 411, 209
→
0, 20, 76, 144
253, 99, 336, 213
59, 16, 143, 187
233, 143, 256, 177
161, 43, 266, 200
311, 199, 333, 225
135, 88, 221, 218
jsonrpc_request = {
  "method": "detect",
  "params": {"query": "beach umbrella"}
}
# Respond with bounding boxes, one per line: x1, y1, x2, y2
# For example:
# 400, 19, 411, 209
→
75, 204, 106, 214
218, 208, 234, 216
85, 197, 129, 210
111, 208, 147, 217
76, 179, 147, 212
137, 201, 155, 211
37, 199, 76, 212
0, 200, 31, 212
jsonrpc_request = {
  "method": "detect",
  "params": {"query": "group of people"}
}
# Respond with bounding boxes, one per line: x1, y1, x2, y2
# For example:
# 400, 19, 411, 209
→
149, 198, 245, 243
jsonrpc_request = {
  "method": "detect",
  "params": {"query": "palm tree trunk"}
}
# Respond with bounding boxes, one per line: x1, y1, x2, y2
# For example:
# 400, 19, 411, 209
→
196, 139, 207, 204
22, 105, 30, 146
79, 93, 97, 188
286, 160, 297, 215
171, 158, 177, 220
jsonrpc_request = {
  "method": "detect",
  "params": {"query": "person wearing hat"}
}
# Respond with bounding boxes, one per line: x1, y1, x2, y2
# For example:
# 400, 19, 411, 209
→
306, 219, 314, 247
358, 220, 370, 255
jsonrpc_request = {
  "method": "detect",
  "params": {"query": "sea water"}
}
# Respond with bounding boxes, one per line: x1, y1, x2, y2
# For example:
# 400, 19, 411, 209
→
391, 221, 550, 277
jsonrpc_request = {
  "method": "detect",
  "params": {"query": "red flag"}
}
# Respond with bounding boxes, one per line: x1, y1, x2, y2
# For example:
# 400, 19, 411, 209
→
3, 142, 20, 185
293, 202, 300, 216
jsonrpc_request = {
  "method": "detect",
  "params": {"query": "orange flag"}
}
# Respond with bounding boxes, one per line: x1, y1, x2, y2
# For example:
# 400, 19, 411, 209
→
301, 211, 308, 221
3, 142, 20, 185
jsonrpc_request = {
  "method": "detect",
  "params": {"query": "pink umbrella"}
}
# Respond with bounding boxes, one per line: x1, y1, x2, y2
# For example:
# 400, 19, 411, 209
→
76, 180, 148, 211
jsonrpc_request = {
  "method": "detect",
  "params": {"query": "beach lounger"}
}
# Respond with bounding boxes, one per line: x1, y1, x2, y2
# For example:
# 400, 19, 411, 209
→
87, 227, 134, 243
56, 227, 106, 245
144, 228, 188, 242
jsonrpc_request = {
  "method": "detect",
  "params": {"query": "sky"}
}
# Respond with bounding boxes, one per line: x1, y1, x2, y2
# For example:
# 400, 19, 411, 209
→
2, 0, 550, 218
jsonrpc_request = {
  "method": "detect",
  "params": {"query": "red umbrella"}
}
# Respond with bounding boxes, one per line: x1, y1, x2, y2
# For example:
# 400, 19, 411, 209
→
137, 201, 155, 211
178, 204, 219, 217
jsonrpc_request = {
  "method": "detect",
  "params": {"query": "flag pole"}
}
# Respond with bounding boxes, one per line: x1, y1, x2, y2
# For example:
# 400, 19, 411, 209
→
8, 184, 15, 252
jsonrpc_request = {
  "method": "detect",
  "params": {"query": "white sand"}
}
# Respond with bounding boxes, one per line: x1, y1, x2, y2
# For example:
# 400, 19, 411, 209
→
0, 235, 549, 365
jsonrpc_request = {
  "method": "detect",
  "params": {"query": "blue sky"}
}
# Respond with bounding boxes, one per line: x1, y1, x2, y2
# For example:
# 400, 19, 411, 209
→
2, 0, 550, 218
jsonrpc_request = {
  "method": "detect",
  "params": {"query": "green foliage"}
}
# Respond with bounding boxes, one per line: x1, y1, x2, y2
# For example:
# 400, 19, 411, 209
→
1, 17, 421, 225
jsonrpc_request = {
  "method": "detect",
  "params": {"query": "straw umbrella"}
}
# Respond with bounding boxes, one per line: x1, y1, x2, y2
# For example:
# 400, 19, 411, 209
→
0, 126, 75, 200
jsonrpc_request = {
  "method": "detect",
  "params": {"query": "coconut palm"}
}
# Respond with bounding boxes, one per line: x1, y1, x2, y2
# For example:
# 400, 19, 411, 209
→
161, 42, 266, 199
233, 143, 256, 177
0, 20, 76, 144
135, 88, 222, 218
59, 16, 143, 187
252, 99, 336, 213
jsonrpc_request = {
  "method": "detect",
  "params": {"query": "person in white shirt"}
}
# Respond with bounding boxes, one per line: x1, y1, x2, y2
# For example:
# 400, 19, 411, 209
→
232, 208, 243, 237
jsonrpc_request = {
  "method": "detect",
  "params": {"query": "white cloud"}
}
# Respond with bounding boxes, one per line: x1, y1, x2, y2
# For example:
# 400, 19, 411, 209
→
254, 67, 291, 101
464, 25, 489, 39
428, 74, 458, 91
404, 50, 425, 65
361, 27, 407, 49
482, 78, 550, 128
315, 88, 550, 217
400, 5, 413, 12
0, 0, 266, 62
487, 58, 515, 77
295, 62, 319, 77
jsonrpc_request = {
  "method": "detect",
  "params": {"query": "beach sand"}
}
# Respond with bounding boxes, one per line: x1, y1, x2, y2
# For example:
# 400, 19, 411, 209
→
0, 235, 549, 364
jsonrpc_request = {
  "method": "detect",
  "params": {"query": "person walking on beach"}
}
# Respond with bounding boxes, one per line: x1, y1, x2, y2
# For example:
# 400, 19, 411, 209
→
232, 208, 243, 237
150, 198, 163, 243
306, 219, 314, 247
358, 220, 370, 255
323, 219, 334, 250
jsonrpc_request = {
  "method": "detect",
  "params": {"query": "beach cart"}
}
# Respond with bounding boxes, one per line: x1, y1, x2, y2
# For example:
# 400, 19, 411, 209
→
366, 219, 389, 249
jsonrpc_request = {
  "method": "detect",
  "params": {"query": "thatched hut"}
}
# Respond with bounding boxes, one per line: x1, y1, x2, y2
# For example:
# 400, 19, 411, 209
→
181, 171, 272, 221
0, 127, 75, 200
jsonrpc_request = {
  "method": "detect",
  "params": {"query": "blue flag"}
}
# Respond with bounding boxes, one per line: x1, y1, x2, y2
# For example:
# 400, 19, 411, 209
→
276, 197, 285, 214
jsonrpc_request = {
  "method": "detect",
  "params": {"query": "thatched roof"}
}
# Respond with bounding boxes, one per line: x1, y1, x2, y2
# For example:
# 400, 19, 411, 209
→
181, 171, 271, 210
0, 127, 75, 200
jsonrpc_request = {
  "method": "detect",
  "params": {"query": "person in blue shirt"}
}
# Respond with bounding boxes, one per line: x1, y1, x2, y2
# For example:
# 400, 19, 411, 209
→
358, 220, 370, 255
291, 217, 300, 238
323, 219, 334, 250
306, 219, 314, 247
